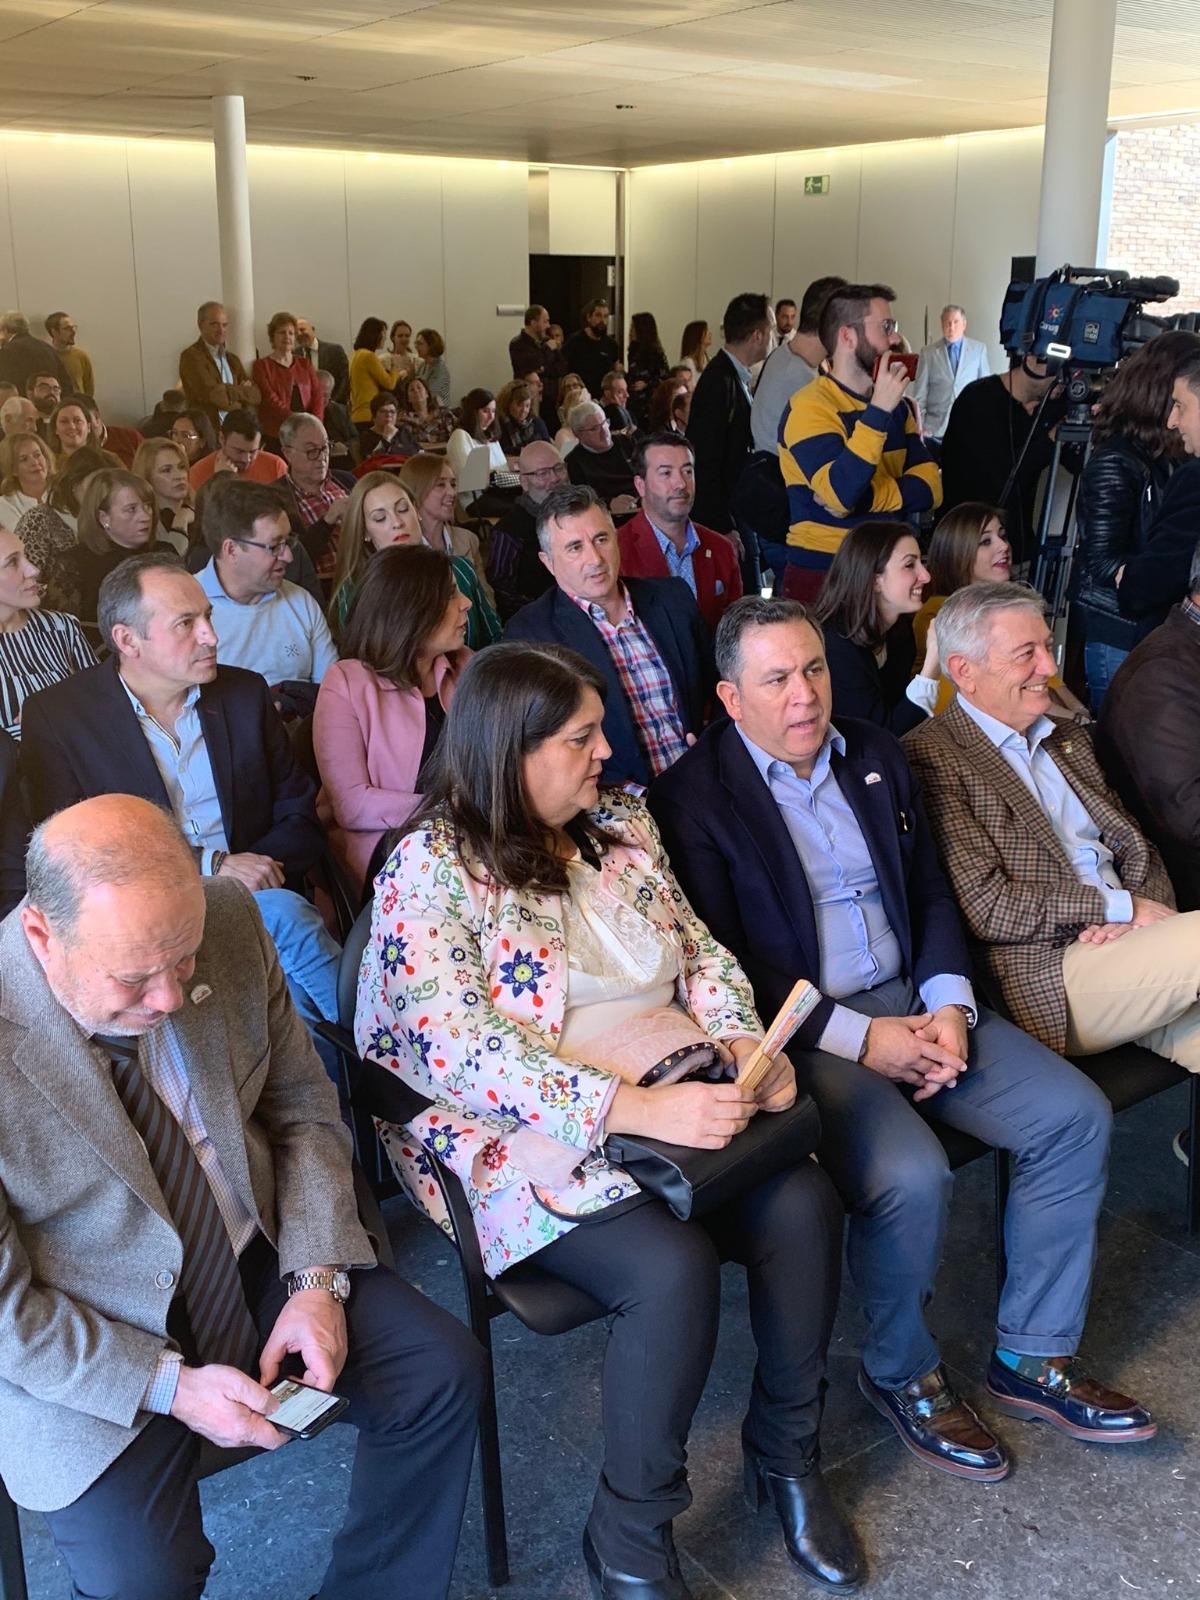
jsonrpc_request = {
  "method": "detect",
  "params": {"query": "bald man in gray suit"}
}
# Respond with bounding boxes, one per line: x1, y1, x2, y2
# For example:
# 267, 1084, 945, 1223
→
0, 795, 483, 1600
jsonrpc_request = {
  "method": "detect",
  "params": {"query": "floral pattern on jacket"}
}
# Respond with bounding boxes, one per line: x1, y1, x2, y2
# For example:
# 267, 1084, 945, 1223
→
354, 791, 762, 1276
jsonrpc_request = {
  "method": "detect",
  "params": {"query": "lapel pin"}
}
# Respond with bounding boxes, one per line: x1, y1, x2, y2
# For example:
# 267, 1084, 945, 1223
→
704, 547, 712, 559
865, 772, 882, 785
190, 984, 213, 1006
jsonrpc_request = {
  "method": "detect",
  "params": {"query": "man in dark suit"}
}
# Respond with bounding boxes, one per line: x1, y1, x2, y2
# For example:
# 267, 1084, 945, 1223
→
0, 310, 73, 394
295, 315, 350, 406
649, 595, 1152, 1477
563, 297, 619, 400
1097, 552, 1200, 911
686, 291, 774, 537
505, 484, 711, 790
19, 552, 342, 1054
509, 303, 549, 380
0, 793, 483, 1597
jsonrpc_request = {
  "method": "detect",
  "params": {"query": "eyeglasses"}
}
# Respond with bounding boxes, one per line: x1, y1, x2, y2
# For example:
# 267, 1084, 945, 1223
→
234, 534, 296, 557
300, 444, 331, 461
522, 465, 569, 483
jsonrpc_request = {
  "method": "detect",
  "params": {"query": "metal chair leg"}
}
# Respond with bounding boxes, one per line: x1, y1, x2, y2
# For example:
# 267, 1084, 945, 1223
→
993, 1149, 1011, 1299
0, 1478, 29, 1600
1188, 1075, 1200, 1236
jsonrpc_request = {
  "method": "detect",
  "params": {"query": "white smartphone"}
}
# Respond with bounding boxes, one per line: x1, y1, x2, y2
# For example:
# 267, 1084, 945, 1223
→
268, 1377, 348, 1439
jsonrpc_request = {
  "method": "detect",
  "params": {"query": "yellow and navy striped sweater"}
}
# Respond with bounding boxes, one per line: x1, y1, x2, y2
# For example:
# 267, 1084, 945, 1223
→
778, 374, 941, 563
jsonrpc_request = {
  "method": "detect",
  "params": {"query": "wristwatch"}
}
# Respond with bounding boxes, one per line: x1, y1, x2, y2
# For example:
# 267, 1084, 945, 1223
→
287, 1268, 352, 1303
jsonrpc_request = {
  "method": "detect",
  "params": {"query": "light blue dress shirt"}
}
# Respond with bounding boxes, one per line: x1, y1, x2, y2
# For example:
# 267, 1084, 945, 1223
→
204, 339, 235, 422
957, 697, 1132, 923
738, 727, 975, 1060
119, 677, 229, 872
725, 346, 755, 407
946, 336, 963, 374
647, 517, 700, 598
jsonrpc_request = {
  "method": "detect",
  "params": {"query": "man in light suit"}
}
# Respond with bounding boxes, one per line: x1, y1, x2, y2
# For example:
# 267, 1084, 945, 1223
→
911, 305, 991, 444
0, 795, 484, 1598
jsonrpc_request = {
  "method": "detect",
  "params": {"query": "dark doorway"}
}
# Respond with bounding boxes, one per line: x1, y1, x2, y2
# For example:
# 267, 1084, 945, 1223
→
529, 254, 618, 351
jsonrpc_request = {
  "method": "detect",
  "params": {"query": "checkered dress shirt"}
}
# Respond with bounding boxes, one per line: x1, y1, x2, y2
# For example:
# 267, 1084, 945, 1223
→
287, 473, 347, 579
572, 586, 687, 778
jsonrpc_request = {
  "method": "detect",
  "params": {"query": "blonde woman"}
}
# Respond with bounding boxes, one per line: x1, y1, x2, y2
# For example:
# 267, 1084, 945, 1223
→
327, 469, 424, 635
132, 437, 194, 556
398, 453, 500, 649
0, 432, 54, 530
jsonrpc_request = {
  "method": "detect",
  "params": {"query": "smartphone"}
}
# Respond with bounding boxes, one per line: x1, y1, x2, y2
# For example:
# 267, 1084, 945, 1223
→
872, 350, 919, 383
268, 1377, 349, 1439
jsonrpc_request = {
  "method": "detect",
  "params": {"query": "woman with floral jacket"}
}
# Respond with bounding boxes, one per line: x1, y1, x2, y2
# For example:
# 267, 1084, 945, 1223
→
356, 642, 856, 1600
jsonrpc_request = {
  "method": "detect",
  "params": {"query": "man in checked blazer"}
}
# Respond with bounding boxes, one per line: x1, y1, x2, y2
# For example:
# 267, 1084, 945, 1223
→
0, 795, 483, 1599
905, 581, 1200, 1071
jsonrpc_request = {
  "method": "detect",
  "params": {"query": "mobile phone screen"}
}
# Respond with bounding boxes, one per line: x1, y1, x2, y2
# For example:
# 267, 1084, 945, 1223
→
269, 1378, 344, 1436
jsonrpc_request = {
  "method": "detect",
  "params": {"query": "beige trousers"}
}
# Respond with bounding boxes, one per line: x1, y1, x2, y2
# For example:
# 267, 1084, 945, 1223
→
1060, 909, 1200, 1072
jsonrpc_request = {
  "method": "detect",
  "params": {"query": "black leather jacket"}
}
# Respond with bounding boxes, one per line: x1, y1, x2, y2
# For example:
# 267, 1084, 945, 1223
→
1072, 434, 1173, 647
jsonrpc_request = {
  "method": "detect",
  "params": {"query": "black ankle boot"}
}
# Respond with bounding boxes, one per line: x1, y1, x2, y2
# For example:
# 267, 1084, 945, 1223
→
582, 1527, 694, 1600
743, 1449, 864, 1593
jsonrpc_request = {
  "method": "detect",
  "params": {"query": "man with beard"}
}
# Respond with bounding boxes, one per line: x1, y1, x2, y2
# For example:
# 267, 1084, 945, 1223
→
778, 283, 940, 601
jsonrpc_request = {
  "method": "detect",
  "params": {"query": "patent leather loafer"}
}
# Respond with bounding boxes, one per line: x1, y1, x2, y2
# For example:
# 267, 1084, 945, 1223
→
582, 1527, 694, 1600
744, 1449, 864, 1592
986, 1355, 1157, 1443
859, 1364, 1010, 1481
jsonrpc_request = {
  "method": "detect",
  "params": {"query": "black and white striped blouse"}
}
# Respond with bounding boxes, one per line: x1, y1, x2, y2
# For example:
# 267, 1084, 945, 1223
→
0, 608, 96, 740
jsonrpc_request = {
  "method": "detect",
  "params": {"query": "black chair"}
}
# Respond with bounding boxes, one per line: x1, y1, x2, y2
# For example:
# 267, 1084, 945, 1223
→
285, 712, 360, 942
0, 1164, 394, 1600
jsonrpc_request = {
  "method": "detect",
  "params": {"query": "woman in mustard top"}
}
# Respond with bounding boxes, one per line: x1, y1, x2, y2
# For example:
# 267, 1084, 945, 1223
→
349, 316, 401, 427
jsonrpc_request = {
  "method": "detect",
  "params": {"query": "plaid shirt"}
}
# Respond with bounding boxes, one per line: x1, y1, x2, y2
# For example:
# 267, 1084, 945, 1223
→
573, 585, 687, 778
1182, 596, 1200, 631
286, 473, 348, 579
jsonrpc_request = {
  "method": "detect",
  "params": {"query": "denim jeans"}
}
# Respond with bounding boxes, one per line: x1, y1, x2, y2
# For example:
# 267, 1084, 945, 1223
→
1084, 640, 1129, 714
252, 887, 340, 1028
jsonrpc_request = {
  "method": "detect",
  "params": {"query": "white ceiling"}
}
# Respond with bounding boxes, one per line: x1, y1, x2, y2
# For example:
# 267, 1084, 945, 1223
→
1, 0, 1199, 166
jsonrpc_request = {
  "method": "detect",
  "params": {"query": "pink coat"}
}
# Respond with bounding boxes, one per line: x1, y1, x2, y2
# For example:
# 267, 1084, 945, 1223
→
313, 653, 468, 893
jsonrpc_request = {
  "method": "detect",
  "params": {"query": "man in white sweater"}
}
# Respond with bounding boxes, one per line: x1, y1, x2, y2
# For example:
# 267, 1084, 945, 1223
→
195, 478, 336, 703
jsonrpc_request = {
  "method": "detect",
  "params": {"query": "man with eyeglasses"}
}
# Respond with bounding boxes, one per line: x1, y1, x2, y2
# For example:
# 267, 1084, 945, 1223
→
277, 412, 355, 582
486, 440, 567, 619
777, 282, 941, 602
565, 401, 639, 514
195, 479, 336, 710
189, 408, 288, 492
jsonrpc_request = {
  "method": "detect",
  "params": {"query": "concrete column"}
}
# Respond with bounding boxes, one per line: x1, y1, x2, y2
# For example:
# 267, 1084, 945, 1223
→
1035, 0, 1117, 273
212, 95, 255, 366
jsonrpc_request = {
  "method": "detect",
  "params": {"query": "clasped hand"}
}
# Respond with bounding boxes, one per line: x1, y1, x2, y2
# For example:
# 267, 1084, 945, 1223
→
862, 1005, 968, 1102
608, 1039, 795, 1151
170, 1286, 347, 1451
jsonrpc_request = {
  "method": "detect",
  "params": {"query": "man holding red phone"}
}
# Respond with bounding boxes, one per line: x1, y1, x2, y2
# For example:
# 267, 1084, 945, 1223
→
776, 283, 941, 602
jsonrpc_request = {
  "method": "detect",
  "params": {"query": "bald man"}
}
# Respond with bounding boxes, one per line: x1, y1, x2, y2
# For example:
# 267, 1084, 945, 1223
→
0, 394, 37, 439
486, 438, 568, 618
0, 795, 484, 1599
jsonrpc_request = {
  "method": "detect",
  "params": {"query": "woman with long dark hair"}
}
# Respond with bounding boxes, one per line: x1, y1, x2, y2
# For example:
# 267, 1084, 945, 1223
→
627, 311, 668, 426
446, 387, 521, 515
1072, 329, 1200, 708
356, 642, 855, 1600
314, 544, 471, 894
813, 520, 939, 733
679, 320, 711, 384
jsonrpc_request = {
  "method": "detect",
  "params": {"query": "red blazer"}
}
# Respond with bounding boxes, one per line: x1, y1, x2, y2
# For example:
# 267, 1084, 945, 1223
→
251, 354, 325, 438
617, 509, 742, 631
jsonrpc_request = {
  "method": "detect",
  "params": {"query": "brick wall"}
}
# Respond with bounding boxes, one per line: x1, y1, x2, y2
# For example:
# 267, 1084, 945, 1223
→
1108, 124, 1200, 314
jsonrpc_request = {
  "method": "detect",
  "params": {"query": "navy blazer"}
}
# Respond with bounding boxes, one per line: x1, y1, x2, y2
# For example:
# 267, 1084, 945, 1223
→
20, 659, 322, 878
504, 577, 713, 789
0, 729, 26, 920
686, 349, 752, 534
647, 714, 971, 1046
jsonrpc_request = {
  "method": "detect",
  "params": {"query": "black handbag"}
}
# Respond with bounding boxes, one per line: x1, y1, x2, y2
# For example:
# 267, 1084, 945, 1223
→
603, 1092, 821, 1221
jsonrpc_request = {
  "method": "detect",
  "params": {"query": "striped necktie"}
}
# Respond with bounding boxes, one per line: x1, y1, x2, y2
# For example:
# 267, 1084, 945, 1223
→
100, 1034, 259, 1373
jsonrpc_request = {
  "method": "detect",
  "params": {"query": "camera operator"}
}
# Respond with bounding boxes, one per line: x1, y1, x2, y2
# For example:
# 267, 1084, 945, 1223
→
1070, 331, 1200, 709
939, 354, 1066, 567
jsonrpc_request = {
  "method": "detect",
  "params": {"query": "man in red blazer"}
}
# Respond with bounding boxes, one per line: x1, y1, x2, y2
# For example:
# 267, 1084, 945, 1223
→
621, 431, 743, 631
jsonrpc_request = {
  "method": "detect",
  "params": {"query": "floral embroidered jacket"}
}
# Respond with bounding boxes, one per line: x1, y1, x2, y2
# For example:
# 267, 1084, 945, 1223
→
354, 792, 763, 1276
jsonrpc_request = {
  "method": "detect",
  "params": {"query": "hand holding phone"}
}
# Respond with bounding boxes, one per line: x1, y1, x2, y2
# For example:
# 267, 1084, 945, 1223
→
871, 351, 917, 412
268, 1377, 348, 1439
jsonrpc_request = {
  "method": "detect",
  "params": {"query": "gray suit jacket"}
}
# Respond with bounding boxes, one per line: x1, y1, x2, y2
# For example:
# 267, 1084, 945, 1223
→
0, 878, 374, 1512
911, 335, 991, 438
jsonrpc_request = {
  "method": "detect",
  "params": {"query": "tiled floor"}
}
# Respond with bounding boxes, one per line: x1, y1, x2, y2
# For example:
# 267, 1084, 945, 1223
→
17, 1083, 1200, 1599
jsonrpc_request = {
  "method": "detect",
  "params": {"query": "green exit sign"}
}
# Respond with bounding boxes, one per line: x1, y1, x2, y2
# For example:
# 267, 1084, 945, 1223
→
803, 174, 831, 195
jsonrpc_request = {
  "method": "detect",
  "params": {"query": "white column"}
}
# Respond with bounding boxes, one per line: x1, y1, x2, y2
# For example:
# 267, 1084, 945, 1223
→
212, 95, 255, 366
1035, 0, 1117, 273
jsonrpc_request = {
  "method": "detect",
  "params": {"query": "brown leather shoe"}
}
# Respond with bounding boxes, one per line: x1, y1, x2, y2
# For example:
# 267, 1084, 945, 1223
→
859, 1365, 1010, 1480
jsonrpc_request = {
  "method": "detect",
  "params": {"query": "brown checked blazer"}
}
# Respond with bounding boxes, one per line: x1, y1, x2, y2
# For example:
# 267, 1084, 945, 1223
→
0, 878, 375, 1513
904, 698, 1173, 1053
178, 338, 257, 429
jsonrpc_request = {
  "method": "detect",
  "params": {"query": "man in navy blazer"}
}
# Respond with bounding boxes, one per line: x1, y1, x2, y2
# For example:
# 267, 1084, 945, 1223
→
20, 552, 341, 1051
649, 596, 1153, 1477
505, 483, 712, 790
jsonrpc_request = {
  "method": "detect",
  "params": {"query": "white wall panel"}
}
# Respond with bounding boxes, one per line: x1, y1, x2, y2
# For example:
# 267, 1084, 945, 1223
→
345, 152, 445, 347
247, 146, 350, 362
547, 167, 616, 256
441, 160, 529, 395
858, 139, 958, 351
625, 164, 698, 364
773, 147, 863, 302
126, 139, 220, 408
951, 128, 1043, 367
696, 155, 776, 332
4, 136, 140, 419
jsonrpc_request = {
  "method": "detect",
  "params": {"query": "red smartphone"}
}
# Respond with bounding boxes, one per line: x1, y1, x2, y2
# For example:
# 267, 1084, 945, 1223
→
872, 351, 919, 382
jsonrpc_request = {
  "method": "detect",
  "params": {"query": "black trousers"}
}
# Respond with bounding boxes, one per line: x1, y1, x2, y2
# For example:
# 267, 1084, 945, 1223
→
42, 1247, 487, 1600
532, 1159, 842, 1578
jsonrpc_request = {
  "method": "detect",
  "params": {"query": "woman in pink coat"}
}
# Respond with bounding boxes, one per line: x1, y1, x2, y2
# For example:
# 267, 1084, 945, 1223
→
314, 544, 471, 894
